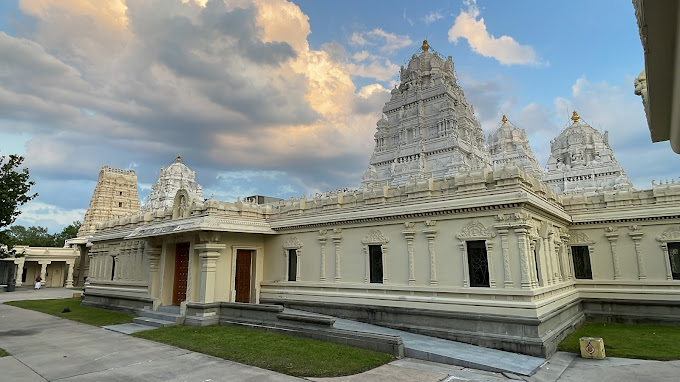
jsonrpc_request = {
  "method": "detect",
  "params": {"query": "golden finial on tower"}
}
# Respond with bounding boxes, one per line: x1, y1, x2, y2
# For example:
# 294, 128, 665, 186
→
176, 155, 182, 163
502, 115, 508, 124
571, 110, 580, 124
422, 39, 430, 52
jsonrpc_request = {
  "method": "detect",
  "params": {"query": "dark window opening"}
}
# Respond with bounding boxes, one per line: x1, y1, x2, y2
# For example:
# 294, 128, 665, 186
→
118, 202, 123, 207
119, 191, 123, 196
111, 256, 116, 281
572, 246, 592, 279
467, 240, 490, 287
369, 245, 383, 283
288, 249, 297, 281
534, 247, 540, 284
668, 242, 680, 280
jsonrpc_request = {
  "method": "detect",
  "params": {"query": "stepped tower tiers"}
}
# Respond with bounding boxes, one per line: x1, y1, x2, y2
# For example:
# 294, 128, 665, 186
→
142, 155, 204, 212
361, 40, 489, 189
488, 115, 543, 179
543, 111, 633, 194
78, 166, 140, 236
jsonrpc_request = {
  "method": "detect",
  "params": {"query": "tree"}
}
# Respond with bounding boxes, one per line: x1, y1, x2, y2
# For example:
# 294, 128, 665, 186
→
53, 221, 82, 247
0, 154, 37, 258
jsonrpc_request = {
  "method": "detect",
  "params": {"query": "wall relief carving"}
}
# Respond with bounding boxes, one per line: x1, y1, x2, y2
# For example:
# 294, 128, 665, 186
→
457, 220, 495, 240
283, 236, 303, 249
657, 226, 680, 242
362, 229, 389, 244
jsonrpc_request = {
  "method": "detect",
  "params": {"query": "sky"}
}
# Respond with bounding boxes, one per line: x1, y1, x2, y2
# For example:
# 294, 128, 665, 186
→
1, 0, 678, 233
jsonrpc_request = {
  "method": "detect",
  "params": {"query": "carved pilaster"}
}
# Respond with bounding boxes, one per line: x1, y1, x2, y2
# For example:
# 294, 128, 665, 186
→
529, 237, 539, 287
332, 228, 342, 282
423, 220, 437, 286
514, 228, 531, 289
195, 243, 226, 303
403, 222, 416, 285
318, 230, 327, 282
629, 226, 646, 280
145, 244, 162, 298
497, 228, 513, 288
604, 227, 621, 280
65, 260, 75, 288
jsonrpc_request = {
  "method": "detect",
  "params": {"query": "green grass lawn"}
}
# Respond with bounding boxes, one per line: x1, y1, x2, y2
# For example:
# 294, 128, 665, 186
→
0, 348, 9, 357
558, 322, 680, 360
4, 298, 134, 326
133, 325, 393, 377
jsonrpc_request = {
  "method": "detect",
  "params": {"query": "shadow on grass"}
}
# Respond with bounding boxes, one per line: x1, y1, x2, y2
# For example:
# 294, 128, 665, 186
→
133, 325, 393, 378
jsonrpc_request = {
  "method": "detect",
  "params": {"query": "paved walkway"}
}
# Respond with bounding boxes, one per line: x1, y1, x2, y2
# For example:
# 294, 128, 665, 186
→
0, 289, 301, 381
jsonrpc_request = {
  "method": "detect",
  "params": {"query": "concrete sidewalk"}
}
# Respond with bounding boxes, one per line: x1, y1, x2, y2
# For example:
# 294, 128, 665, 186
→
0, 297, 302, 381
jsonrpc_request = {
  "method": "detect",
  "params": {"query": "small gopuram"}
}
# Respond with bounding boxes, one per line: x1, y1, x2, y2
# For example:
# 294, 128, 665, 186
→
141, 156, 204, 212
361, 40, 489, 188
543, 111, 633, 194
488, 115, 543, 179
77, 42, 680, 359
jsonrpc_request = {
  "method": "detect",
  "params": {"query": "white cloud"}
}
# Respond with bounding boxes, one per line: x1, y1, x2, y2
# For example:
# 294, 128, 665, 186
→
15, 201, 86, 233
349, 28, 413, 54
422, 11, 444, 25
402, 9, 414, 26
448, 0, 541, 66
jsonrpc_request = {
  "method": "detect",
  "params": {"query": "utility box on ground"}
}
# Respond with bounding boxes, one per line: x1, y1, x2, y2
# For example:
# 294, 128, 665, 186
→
579, 337, 606, 359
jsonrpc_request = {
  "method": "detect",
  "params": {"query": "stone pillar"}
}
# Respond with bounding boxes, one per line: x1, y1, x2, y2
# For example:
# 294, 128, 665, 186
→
528, 239, 539, 287
318, 230, 327, 282
561, 234, 572, 280
195, 243, 226, 304
497, 228, 513, 288
542, 237, 554, 285
87, 253, 94, 281
459, 241, 469, 287
629, 229, 646, 280
423, 220, 438, 286
137, 242, 144, 281
13, 258, 25, 287
515, 228, 531, 289
146, 245, 162, 298
403, 222, 416, 285
65, 260, 75, 288
554, 240, 565, 282
332, 229, 342, 282
114, 255, 122, 281
39, 261, 50, 285
605, 227, 621, 280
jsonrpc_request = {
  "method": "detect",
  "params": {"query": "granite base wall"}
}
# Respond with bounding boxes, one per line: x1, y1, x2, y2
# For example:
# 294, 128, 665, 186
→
582, 298, 680, 325
262, 299, 584, 358
82, 292, 152, 314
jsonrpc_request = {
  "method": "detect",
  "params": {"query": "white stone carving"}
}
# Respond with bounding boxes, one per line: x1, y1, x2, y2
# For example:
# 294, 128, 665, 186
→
488, 116, 543, 179
657, 226, 680, 242
457, 220, 495, 239
362, 229, 389, 244
142, 156, 204, 212
361, 41, 489, 189
283, 236, 303, 249
543, 112, 633, 194
568, 230, 593, 245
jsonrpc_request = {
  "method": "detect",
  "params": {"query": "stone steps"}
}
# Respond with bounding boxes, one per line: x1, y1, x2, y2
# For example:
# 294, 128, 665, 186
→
132, 316, 176, 328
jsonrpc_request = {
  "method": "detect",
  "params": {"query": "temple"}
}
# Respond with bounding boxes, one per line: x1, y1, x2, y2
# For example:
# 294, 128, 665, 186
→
6, 41, 680, 359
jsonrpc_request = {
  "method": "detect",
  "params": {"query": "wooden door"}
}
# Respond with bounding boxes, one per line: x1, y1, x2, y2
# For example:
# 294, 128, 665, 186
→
172, 243, 190, 305
235, 250, 252, 303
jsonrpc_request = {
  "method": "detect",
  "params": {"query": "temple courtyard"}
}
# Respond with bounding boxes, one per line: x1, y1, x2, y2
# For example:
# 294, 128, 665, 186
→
0, 288, 678, 382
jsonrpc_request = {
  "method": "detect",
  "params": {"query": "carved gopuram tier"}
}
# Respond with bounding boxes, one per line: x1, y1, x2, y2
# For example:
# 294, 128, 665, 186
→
488, 115, 543, 179
142, 156, 204, 212
361, 41, 489, 189
78, 166, 140, 236
543, 111, 633, 194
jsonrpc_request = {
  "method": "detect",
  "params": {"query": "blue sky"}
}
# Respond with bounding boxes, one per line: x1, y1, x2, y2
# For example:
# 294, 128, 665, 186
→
0, 0, 677, 233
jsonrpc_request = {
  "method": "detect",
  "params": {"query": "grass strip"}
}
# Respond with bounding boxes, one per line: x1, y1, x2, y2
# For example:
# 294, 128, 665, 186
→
0, 348, 9, 357
133, 325, 393, 377
558, 322, 680, 360
5, 297, 134, 326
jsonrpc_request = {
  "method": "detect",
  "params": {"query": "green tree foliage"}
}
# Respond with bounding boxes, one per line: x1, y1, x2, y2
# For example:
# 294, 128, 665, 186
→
2, 221, 82, 249
0, 154, 37, 258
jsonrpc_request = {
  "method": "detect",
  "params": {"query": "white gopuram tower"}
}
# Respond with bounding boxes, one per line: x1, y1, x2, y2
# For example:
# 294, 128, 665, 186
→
361, 40, 489, 188
543, 111, 633, 194
142, 156, 204, 211
488, 115, 543, 179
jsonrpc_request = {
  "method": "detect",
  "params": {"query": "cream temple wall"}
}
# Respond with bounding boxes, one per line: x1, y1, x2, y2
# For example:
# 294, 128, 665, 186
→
20, 41, 676, 358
